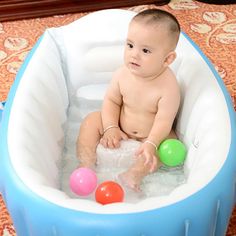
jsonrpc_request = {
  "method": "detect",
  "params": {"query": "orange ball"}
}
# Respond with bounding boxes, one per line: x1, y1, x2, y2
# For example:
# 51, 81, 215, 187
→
95, 181, 124, 205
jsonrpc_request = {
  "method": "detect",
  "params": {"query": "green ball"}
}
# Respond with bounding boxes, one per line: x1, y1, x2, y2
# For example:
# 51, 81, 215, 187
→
157, 139, 187, 167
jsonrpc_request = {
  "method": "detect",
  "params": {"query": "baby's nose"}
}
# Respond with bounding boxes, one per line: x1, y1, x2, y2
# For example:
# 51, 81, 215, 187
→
131, 49, 139, 59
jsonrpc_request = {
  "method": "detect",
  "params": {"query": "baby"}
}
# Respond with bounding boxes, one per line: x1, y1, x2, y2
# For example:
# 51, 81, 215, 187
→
76, 9, 181, 191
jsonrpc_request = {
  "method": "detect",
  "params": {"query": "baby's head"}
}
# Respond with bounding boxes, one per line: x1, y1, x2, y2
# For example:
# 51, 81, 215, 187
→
132, 9, 180, 51
124, 9, 181, 78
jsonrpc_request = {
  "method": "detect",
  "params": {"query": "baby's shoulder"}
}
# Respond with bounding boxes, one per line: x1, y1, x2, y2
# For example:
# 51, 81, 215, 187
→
110, 66, 128, 88
160, 68, 180, 94
164, 68, 179, 85
163, 70, 180, 102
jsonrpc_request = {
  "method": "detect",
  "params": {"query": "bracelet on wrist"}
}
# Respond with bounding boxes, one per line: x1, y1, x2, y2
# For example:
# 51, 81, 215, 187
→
103, 125, 119, 134
144, 140, 158, 150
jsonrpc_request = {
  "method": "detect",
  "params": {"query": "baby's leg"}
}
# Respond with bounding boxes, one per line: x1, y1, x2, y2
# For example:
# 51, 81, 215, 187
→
119, 130, 178, 191
119, 156, 154, 192
76, 111, 103, 169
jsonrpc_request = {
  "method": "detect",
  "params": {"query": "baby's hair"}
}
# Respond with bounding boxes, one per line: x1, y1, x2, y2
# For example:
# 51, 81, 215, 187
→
132, 9, 180, 46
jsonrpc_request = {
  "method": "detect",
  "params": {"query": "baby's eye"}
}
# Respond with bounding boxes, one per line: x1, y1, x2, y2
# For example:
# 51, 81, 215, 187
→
127, 43, 133, 49
143, 48, 151, 54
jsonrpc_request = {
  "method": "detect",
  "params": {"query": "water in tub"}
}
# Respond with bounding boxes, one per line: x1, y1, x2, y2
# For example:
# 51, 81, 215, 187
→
60, 92, 186, 203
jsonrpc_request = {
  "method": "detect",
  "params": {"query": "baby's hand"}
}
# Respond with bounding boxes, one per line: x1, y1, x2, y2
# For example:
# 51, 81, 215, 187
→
100, 127, 128, 149
135, 141, 161, 173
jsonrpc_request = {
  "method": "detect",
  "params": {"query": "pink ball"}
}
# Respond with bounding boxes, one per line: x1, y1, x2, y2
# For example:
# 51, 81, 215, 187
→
69, 167, 97, 196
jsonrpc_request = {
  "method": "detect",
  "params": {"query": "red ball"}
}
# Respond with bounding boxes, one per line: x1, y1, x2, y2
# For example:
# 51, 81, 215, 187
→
95, 181, 124, 205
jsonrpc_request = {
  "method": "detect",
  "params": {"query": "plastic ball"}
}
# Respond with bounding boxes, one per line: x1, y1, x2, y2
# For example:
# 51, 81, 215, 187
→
157, 139, 187, 167
69, 167, 97, 196
95, 181, 124, 205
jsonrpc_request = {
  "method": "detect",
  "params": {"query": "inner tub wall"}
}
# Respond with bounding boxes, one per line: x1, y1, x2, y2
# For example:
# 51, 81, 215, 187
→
0, 9, 236, 236
56, 10, 135, 94
9, 33, 68, 189
4, 32, 69, 197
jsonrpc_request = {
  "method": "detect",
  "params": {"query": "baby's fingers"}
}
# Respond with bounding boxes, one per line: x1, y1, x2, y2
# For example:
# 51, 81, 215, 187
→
121, 132, 129, 141
142, 154, 158, 173
100, 137, 108, 148
149, 156, 158, 173
143, 154, 152, 166
112, 138, 121, 148
135, 147, 143, 157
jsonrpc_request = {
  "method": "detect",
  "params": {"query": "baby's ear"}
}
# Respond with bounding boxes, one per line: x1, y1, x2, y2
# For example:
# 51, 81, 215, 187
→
164, 51, 176, 66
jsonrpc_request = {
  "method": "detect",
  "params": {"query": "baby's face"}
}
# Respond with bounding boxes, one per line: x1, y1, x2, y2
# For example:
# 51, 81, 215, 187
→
124, 20, 172, 79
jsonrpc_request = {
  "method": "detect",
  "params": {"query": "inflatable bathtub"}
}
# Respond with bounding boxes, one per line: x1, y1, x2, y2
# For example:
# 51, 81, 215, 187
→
0, 9, 236, 236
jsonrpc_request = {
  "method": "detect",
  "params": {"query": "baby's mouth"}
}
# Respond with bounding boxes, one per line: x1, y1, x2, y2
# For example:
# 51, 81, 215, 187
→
130, 62, 140, 67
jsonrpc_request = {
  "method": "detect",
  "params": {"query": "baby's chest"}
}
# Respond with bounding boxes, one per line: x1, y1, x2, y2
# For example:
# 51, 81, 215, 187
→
121, 85, 161, 109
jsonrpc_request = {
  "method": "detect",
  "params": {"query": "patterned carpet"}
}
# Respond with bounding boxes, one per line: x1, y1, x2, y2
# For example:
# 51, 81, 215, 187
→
0, 0, 236, 235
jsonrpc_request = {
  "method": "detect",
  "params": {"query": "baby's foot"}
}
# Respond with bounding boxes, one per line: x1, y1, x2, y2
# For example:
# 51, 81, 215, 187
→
118, 171, 142, 192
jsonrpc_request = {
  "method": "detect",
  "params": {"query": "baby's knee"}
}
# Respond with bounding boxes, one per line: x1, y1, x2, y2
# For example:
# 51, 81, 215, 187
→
82, 111, 103, 132
85, 111, 100, 120
84, 111, 101, 124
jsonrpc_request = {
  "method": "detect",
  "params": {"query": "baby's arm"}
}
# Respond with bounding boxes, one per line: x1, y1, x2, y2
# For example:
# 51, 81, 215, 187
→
148, 83, 180, 148
137, 75, 181, 171
100, 68, 128, 148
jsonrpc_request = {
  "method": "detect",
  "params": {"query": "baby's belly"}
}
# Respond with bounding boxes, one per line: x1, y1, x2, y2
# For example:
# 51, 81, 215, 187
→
120, 110, 154, 140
